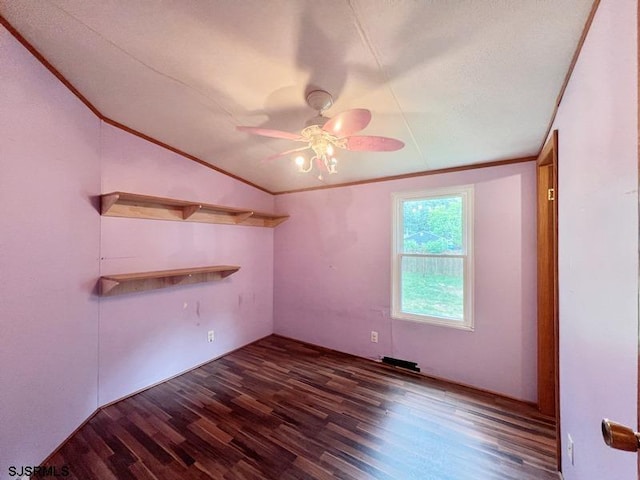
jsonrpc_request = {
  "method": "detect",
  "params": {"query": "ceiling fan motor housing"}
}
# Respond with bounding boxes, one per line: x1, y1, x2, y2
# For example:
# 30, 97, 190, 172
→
306, 90, 333, 113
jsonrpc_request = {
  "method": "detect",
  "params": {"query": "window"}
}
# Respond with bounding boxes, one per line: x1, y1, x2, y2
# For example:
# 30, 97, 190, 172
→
391, 185, 474, 330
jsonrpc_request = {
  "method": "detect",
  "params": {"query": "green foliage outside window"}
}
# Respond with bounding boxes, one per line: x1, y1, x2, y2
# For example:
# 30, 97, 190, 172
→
400, 195, 465, 321
393, 186, 473, 328
402, 197, 463, 254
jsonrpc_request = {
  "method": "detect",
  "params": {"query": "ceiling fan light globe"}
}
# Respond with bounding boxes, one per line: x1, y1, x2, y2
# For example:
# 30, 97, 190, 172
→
328, 157, 338, 174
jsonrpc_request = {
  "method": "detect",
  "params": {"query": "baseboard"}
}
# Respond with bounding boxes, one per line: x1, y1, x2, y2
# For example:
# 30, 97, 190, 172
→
38, 407, 100, 468
100, 333, 273, 409
38, 333, 272, 469
39, 332, 551, 471
271, 333, 541, 413
416, 370, 539, 410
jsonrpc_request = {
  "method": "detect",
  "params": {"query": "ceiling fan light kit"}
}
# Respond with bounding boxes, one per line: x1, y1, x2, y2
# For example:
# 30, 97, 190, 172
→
237, 89, 404, 178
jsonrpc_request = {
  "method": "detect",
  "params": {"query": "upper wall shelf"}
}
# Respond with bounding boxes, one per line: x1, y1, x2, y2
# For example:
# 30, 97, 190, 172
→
100, 265, 240, 296
100, 192, 289, 227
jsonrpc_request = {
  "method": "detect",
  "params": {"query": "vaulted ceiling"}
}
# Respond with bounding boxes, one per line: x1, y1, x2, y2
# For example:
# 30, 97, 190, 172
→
0, 1, 595, 193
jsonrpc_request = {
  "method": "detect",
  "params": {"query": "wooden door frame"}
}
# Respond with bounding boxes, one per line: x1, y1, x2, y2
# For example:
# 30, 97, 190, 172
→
637, 2, 640, 478
536, 130, 560, 471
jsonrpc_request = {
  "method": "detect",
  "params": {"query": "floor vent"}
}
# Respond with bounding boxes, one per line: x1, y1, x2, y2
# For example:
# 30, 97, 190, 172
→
381, 356, 420, 372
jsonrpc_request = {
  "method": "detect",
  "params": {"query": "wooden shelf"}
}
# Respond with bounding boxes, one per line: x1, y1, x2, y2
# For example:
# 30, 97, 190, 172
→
99, 265, 240, 296
100, 192, 289, 227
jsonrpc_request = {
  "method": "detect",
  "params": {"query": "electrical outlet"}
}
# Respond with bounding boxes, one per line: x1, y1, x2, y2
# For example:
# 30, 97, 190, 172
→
567, 434, 574, 465
207, 330, 215, 343
370, 331, 379, 343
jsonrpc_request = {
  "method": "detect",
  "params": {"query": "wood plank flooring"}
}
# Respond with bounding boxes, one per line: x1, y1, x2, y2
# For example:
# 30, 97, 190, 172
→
44, 335, 558, 479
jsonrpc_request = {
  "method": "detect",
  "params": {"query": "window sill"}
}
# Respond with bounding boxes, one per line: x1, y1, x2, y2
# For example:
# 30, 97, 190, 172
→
391, 313, 474, 331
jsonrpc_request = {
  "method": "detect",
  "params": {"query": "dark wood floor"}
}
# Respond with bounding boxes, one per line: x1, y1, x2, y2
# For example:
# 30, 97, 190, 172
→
44, 335, 558, 479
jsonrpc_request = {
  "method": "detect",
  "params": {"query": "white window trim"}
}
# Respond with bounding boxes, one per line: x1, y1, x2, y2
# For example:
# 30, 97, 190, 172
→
391, 185, 474, 331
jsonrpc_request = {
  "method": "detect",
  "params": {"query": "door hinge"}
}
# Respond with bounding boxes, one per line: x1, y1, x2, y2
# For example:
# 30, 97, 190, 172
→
547, 188, 555, 201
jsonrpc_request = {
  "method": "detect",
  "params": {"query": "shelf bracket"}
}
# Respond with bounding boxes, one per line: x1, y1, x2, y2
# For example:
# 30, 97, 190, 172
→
101, 193, 121, 214
220, 269, 236, 278
168, 274, 190, 285
266, 216, 289, 227
99, 278, 121, 296
182, 204, 202, 219
233, 211, 254, 224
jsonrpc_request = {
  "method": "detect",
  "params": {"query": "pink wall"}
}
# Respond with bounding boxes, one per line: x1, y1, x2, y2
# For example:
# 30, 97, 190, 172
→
274, 162, 538, 402
0, 26, 101, 474
98, 124, 276, 405
551, 0, 638, 478
0, 23, 279, 470
6, 1, 636, 475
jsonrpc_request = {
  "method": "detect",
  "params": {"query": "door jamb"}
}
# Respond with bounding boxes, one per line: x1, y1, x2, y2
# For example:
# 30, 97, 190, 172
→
536, 130, 560, 471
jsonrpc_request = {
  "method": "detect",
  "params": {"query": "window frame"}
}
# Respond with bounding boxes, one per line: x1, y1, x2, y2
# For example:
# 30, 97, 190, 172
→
391, 185, 474, 330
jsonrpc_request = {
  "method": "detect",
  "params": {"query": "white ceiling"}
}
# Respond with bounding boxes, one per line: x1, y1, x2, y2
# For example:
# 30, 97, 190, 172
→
0, 0, 594, 193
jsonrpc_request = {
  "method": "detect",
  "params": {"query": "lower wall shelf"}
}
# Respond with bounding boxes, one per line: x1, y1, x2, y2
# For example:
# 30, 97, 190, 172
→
99, 265, 240, 296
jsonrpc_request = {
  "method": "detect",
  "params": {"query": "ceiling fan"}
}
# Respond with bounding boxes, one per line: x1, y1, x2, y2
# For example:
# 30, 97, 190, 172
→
236, 90, 404, 176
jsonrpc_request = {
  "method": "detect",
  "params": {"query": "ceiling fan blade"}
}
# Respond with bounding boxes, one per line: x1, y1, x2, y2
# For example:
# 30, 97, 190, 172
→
322, 109, 371, 137
264, 146, 310, 162
236, 126, 302, 141
344, 135, 405, 152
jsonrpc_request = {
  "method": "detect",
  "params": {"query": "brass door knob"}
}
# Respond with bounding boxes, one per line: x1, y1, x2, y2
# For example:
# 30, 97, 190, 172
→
602, 419, 640, 452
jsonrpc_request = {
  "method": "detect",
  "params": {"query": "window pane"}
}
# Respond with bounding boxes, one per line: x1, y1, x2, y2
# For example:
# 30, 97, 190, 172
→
401, 256, 464, 320
402, 196, 463, 254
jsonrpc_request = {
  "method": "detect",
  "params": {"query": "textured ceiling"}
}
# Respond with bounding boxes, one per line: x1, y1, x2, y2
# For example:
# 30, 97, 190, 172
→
0, 0, 594, 193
